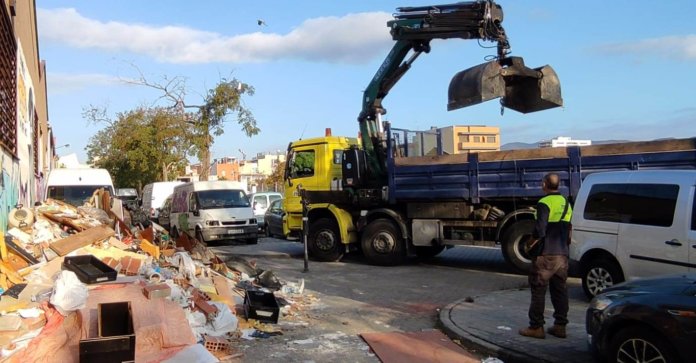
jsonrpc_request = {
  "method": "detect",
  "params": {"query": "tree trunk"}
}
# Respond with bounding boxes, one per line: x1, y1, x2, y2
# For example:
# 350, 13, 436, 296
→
162, 161, 168, 181
199, 133, 211, 181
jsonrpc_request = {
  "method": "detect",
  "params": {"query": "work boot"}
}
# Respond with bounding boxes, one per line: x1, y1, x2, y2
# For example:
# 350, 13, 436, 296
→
518, 326, 545, 339
547, 324, 566, 338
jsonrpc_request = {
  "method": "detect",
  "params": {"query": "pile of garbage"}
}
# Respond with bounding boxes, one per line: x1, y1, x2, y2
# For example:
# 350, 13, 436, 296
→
0, 191, 314, 362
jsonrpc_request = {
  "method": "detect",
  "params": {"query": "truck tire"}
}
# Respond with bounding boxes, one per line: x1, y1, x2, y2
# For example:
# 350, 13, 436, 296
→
582, 257, 624, 298
245, 237, 258, 245
308, 218, 344, 262
196, 229, 206, 244
501, 219, 535, 273
361, 219, 406, 266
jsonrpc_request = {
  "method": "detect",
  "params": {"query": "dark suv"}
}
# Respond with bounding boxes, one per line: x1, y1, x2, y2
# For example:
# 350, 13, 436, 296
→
586, 274, 696, 363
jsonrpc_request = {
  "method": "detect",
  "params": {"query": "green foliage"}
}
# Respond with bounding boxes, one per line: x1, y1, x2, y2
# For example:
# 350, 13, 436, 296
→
258, 161, 286, 192
85, 107, 190, 188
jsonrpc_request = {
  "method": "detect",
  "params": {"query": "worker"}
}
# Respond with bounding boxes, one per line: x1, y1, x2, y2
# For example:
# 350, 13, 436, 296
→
519, 173, 572, 339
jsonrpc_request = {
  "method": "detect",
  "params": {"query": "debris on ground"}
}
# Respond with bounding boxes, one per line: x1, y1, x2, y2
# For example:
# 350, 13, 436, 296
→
0, 193, 316, 362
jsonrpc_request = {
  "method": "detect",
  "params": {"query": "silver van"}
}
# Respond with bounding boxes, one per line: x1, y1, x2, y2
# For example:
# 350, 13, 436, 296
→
570, 170, 696, 298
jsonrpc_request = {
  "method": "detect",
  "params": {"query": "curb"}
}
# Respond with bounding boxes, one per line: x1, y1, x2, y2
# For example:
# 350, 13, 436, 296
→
438, 298, 551, 363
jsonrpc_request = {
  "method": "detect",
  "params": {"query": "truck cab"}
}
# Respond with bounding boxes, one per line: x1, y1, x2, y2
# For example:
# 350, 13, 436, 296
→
285, 136, 358, 223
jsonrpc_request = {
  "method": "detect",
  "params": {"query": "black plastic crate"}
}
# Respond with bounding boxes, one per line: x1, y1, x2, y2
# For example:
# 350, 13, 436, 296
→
80, 302, 135, 363
63, 255, 117, 284
244, 289, 280, 324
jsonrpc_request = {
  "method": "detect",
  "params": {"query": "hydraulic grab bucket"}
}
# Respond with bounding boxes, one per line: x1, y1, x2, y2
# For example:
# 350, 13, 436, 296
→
447, 56, 562, 113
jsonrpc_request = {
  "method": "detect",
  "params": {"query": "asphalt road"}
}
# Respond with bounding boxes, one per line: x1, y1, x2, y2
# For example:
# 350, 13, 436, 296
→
209, 238, 581, 362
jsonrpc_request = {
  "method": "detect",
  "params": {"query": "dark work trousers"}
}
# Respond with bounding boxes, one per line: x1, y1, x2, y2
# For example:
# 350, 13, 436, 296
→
528, 255, 569, 328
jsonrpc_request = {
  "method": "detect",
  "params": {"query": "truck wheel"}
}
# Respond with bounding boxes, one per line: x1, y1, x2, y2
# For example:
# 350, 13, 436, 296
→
415, 245, 445, 259
245, 237, 258, 245
501, 219, 535, 273
582, 257, 624, 298
361, 219, 406, 266
308, 218, 344, 262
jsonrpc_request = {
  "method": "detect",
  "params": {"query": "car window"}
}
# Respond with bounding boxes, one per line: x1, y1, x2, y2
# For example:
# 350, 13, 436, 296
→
269, 200, 282, 213
584, 183, 679, 227
270, 194, 282, 203
254, 195, 268, 209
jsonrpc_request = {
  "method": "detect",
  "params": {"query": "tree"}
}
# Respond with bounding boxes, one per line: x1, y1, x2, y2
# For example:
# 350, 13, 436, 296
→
127, 71, 260, 180
258, 161, 286, 192
85, 107, 190, 188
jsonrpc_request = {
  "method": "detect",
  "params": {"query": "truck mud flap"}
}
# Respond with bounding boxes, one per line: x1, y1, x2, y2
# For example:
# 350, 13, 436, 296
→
447, 56, 562, 113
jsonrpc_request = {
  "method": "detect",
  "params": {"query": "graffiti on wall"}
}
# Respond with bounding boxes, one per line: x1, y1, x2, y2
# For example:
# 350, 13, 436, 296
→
16, 39, 35, 207
0, 153, 20, 234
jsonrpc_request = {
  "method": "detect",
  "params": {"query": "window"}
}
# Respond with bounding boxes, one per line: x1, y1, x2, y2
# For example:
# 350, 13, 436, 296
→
473, 136, 481, 143
333, 150, 343, 165
0, 5, 17, 155
253, 195, 268, 209
584, 183, 679, 227
290, 150, 315, 178
486, 136, 496, 143
197, 190, 249, 209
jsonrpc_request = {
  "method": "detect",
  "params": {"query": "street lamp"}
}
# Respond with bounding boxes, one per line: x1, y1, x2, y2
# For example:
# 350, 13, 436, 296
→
55, 143, 70, 151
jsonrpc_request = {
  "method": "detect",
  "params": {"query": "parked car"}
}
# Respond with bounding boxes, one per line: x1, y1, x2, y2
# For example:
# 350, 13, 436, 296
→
45, 168, 114, 207
141, 181, 184, 224
248, 192, 283, 230
570, 170, 696, 298
586, 273, 696, 363
264, 199, 286, 238
115, 188, 139, 211
157, 195, 173, 230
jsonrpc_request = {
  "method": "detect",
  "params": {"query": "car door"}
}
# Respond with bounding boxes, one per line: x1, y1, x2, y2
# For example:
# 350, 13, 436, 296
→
266, 200, 282, 236
618, 182, 690, 280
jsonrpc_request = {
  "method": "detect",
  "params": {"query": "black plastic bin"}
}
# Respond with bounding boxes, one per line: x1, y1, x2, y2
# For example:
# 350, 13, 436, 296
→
244, 289, 280, 324
63, 255, 117, 284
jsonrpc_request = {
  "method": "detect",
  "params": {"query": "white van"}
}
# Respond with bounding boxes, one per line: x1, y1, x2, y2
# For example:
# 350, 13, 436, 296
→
570, 170, 696, 298
45, 168, 115, 206
169, 181, 258, 244
141, 181, 184, 223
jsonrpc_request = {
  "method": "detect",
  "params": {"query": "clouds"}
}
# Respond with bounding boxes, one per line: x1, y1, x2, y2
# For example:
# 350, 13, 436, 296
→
37, 8, 393, 64
47, 72, 123, 94
594, 34, 696, 61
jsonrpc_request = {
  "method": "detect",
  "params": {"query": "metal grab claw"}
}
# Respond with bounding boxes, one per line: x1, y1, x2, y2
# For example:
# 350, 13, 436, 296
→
447, 56, 562, 113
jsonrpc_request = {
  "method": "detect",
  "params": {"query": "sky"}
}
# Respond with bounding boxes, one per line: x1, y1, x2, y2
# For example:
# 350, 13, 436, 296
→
36, 0, 696, 163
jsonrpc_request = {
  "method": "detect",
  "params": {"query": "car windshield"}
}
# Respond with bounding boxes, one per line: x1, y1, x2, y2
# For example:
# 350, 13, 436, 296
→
197, 190, 250, 209
47, 185, 114, 207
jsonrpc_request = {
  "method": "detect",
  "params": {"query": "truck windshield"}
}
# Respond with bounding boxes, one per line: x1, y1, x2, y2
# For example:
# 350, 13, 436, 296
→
197, 190, 250, 209
47, 185, 114, 207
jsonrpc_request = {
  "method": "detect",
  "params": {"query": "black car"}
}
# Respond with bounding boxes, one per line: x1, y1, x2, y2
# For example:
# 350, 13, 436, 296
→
264, 199, 285, 238
586, 274, 696, 363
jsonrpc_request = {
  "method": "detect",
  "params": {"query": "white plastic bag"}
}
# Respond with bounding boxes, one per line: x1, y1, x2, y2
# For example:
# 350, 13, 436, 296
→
207, 302, 238, 336
50, 270, 88, 316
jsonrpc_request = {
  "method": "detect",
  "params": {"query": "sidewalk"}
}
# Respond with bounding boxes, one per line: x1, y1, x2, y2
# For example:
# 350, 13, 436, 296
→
439, 283, 593, 363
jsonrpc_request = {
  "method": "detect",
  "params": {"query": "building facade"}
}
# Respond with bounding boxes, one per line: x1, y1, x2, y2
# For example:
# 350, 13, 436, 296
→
538, 136, 592, 148
439, 125, 500, 154
1, 0, 51, 234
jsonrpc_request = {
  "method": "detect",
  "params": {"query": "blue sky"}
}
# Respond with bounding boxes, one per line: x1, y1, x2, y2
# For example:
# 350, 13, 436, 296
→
37, 1, 696, 162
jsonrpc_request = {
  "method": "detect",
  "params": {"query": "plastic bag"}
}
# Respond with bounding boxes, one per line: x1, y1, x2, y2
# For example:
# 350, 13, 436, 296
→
50, 271, 88, 316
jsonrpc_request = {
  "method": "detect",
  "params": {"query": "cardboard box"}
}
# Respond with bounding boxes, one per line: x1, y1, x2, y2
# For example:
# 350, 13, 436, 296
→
79, 302, 135, 363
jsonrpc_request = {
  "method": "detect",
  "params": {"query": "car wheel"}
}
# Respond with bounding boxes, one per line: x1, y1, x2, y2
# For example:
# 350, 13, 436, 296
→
609, 327, 677, 363
245, 237, 258, 245
500, 219, 535, 273
361, 219, 406, 266
265, 226, 271, 238
308, 218, 344, 262
582, 257, 625, 298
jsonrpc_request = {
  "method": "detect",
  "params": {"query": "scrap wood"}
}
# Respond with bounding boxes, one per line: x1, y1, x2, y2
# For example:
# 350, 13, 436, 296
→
213, 275, 237, 311
175, 233, 195, 252
49, 225, 115, 256
0, 261, 25, 285
5, 238, 39, 265
140, 239, 160, 260
360, 330, 479, 363
40, 211, 86, 232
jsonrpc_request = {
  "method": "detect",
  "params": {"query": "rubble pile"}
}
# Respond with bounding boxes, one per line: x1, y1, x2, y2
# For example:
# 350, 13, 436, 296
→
0, 192, 314, 362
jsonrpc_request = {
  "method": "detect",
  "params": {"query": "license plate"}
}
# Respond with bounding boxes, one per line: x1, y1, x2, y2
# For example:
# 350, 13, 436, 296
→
228, 229, 243, 234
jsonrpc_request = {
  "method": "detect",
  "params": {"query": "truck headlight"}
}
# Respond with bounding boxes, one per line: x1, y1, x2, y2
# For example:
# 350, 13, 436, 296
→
205, 220, 220, 226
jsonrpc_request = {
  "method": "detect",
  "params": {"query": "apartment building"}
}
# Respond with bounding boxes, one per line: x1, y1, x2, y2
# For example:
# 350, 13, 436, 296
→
538, 136, 592, 148
439, 125, 500, 154
1, 0, 52, 233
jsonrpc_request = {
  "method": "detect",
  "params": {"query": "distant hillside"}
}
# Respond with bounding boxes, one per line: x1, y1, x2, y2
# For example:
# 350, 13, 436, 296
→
501, 139, 632, 151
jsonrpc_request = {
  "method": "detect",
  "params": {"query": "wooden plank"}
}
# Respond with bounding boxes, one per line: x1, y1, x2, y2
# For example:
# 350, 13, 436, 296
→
49, 225, 115, 256
360, 330, 478, 363
213, 275, 237, 311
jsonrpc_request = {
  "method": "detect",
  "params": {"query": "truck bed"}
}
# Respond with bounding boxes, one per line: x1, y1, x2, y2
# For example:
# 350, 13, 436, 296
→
389, 138, 696, 204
